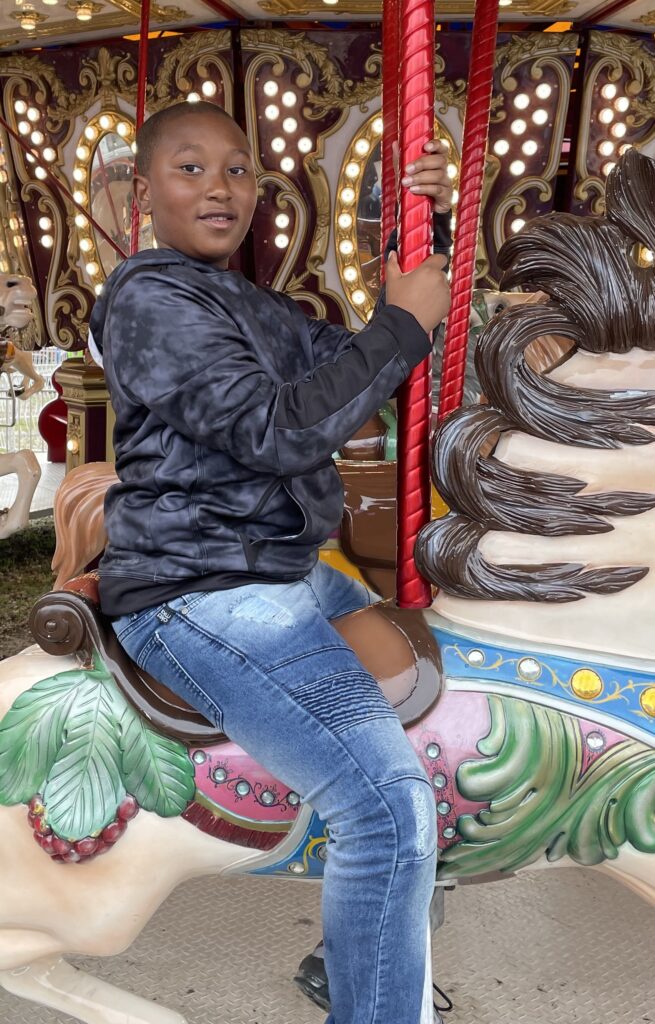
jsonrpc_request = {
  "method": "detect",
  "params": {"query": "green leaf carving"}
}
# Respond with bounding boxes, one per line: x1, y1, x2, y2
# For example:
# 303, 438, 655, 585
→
119, 708, 195, 817
0, 671, 92, 805
439, 695, 655, 881
0, 661, 196, 842
43, 678, 126, 841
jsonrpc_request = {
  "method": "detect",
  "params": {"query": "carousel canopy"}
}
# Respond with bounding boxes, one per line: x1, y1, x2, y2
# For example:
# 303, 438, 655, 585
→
1, 0, 654, 52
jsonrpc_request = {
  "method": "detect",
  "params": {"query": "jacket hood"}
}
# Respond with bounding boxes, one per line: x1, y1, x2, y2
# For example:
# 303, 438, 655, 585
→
89, 248, 200, 357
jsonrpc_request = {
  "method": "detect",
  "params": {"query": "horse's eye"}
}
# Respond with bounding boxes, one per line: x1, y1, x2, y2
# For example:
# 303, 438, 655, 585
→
6, 280, 18, 288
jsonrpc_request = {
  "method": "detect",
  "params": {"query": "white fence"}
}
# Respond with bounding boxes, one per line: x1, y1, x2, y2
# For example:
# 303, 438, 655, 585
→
0, 347, 65, 454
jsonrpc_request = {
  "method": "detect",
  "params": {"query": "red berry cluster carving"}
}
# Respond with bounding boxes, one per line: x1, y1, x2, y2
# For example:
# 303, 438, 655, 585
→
28, 795, 139, 863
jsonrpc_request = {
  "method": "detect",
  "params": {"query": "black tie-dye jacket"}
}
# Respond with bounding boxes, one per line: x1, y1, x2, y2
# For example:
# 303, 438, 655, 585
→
91, 246, 438, 615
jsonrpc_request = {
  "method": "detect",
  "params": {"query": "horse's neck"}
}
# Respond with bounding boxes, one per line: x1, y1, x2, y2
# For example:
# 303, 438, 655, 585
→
434, 347, 655, 663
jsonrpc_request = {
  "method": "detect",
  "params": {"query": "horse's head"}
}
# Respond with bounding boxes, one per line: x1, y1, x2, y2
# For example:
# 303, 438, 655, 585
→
419, 149, 655, 660
0, 272, 37, 332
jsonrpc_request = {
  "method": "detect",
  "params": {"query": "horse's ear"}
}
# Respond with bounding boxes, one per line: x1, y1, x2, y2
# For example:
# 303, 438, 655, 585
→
605, 147, 655, 254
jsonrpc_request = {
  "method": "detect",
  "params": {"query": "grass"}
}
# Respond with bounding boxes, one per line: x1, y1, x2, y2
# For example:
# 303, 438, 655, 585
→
0, 517, 56, 660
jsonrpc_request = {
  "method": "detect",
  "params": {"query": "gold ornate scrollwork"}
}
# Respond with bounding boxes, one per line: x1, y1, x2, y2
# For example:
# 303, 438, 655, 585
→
149, 30, 233, 114
335, 112, 460, 323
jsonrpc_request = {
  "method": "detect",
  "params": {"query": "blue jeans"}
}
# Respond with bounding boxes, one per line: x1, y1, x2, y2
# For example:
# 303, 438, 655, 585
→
113, 561, 437, 1024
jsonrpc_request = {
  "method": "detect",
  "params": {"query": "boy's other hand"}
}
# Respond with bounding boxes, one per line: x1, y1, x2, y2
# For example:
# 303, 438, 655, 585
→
393, 139, 453, 214
386, 251, 450, 334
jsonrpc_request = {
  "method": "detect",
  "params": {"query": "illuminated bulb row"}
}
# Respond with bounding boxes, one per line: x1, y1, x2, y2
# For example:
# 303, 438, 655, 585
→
74, 112, 136, 281
262, 81, 298, 106
186, 83, 221, 102
274, 211, 291, 248
597, 85, 630, 176
39, 215, 53, 248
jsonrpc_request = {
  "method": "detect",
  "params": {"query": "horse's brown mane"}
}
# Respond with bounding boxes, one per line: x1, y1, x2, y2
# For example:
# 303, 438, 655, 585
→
417, 148, 655, 602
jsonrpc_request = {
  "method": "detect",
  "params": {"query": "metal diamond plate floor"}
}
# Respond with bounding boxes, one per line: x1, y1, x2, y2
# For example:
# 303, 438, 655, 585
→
1, 868, 653, 1024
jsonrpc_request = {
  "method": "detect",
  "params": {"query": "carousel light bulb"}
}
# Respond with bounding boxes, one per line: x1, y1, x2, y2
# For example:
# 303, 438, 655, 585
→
73, 190, 86, 204
35, 167, 47, 180
373, 117, 383, 135
619, 143, 632, 155
298, 136, 313, 153
338, 213, 352, 229
341, 187, 355, 203
95, 283, 103, 296
611, 122, 627, 138
601, 83, 617, 100
265, 104, 280, 120
499, 0, 512, 6
27, 107, 40, 122
344, 266, 358, 282
510, 159, 526, 176
346, 162, 360, 179
274, 233, 289, 248
452, 189, 459, 204
13, 234, 22, 247
598, 108, 614, 124
80, 238, 93, 252
282, 91, 297, 107
522, 140, 538, 156
275, 213, 290, 229
602, 161, 616, 176
38, 216, 52, 230
339, 240, 354, 255
40, 234, 53, 248
76, 145, 90, 160
99, 115, 112, 130
201, 81, 217, 98
75, 2, 94, 20
18, 121, 30, 135
614, 96, 629, 113
532, 109, 549, 125
73, 167, 85, 182
25, 153, 35, 164
271, 136, 286, 153
186, 92, 200, 103
355, 139, 370, 156
66, 438, 79, 454
352, 290, 366, 306
323, 0, 339, 5
511, 218, 525, 233
9, 217, 19, 231
511, 119, 527, 135
282, 117, 298, 134
263, 81, 279, 97
84, 125, 97, 141
19, 12, 38, 31
0, 170, 7, 184
280, 156, 295, 173
43, 0, 58, 5
30, 131, 44, 146
493, 139, 509, 156
513, 94, 530, 109
14, 100, 27, 115
536, 83, 552, 100
116, 122, 130, 137
86, 261, 99, 276
598, 140, 615, 156
75, 214, 88, 228
447, 163, 457, 179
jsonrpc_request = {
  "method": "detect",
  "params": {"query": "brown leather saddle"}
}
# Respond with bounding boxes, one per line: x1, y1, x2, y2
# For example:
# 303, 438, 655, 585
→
29, 573, 443, 747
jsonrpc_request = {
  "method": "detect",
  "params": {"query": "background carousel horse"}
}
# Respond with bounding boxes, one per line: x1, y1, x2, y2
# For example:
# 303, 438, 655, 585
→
0, 272, 43, 540
2, 150, 655, 1024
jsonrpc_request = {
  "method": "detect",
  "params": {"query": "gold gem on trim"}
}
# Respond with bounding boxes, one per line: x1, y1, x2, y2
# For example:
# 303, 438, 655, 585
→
639, 686, 655, 718
570, 668, 603, 701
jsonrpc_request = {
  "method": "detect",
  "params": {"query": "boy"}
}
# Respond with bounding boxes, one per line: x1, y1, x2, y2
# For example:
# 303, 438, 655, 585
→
91, 101, 451, 1024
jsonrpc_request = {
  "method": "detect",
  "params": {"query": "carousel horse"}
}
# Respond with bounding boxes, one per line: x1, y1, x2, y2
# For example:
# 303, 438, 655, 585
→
2, 150, 655, 1024
0, 272, 42, 540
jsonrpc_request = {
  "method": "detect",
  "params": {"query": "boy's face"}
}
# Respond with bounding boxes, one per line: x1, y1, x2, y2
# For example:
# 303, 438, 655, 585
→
133, 112, 258, 268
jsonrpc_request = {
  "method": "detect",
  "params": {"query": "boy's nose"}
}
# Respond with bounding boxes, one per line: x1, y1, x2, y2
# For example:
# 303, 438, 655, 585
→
205, 175, 232, 200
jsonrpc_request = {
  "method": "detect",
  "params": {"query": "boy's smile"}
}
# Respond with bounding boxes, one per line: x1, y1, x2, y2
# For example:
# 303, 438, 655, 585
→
133, 109, 258, 269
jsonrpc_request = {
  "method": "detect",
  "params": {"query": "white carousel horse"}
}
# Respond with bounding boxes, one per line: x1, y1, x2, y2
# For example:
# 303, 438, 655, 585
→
0, 272, 43, 540
2, 150, 655, 1024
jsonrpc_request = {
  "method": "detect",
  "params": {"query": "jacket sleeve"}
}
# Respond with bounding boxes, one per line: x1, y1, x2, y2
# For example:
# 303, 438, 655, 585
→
109, 271, 431, 478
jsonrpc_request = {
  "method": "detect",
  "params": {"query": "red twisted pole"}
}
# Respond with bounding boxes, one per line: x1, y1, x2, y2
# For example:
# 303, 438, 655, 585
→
380, 0, 400, 283
130, 0, 151, 256
395, 0, 435, 608
437, 0, 499, 421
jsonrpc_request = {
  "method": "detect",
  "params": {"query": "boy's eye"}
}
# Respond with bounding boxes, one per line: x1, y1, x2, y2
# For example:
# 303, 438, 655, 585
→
180, 163, 202, 174
228, 166, 249, 176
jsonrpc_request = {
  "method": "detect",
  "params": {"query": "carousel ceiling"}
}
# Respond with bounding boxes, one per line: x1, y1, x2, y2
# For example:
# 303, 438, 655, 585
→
3, 0, 655, 52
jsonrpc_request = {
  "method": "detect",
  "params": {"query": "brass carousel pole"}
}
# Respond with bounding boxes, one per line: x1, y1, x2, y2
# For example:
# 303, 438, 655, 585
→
130, 0, 151, 255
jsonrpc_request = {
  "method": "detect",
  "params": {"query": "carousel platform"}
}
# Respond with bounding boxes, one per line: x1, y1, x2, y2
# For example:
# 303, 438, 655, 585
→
0, 867, 652, 1024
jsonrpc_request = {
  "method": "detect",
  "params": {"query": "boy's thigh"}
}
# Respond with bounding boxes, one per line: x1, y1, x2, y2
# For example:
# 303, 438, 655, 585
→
307, 560, 380, 621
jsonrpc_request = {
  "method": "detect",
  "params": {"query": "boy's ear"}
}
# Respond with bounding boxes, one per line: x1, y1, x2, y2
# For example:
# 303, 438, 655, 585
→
133, 174, 151, 215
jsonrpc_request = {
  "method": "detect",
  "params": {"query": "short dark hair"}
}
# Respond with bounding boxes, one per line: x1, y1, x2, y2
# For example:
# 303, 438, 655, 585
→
134, 101, 235, 175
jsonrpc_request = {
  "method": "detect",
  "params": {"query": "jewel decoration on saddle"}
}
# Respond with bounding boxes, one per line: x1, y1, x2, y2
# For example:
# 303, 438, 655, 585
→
0, 663, 195, 863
